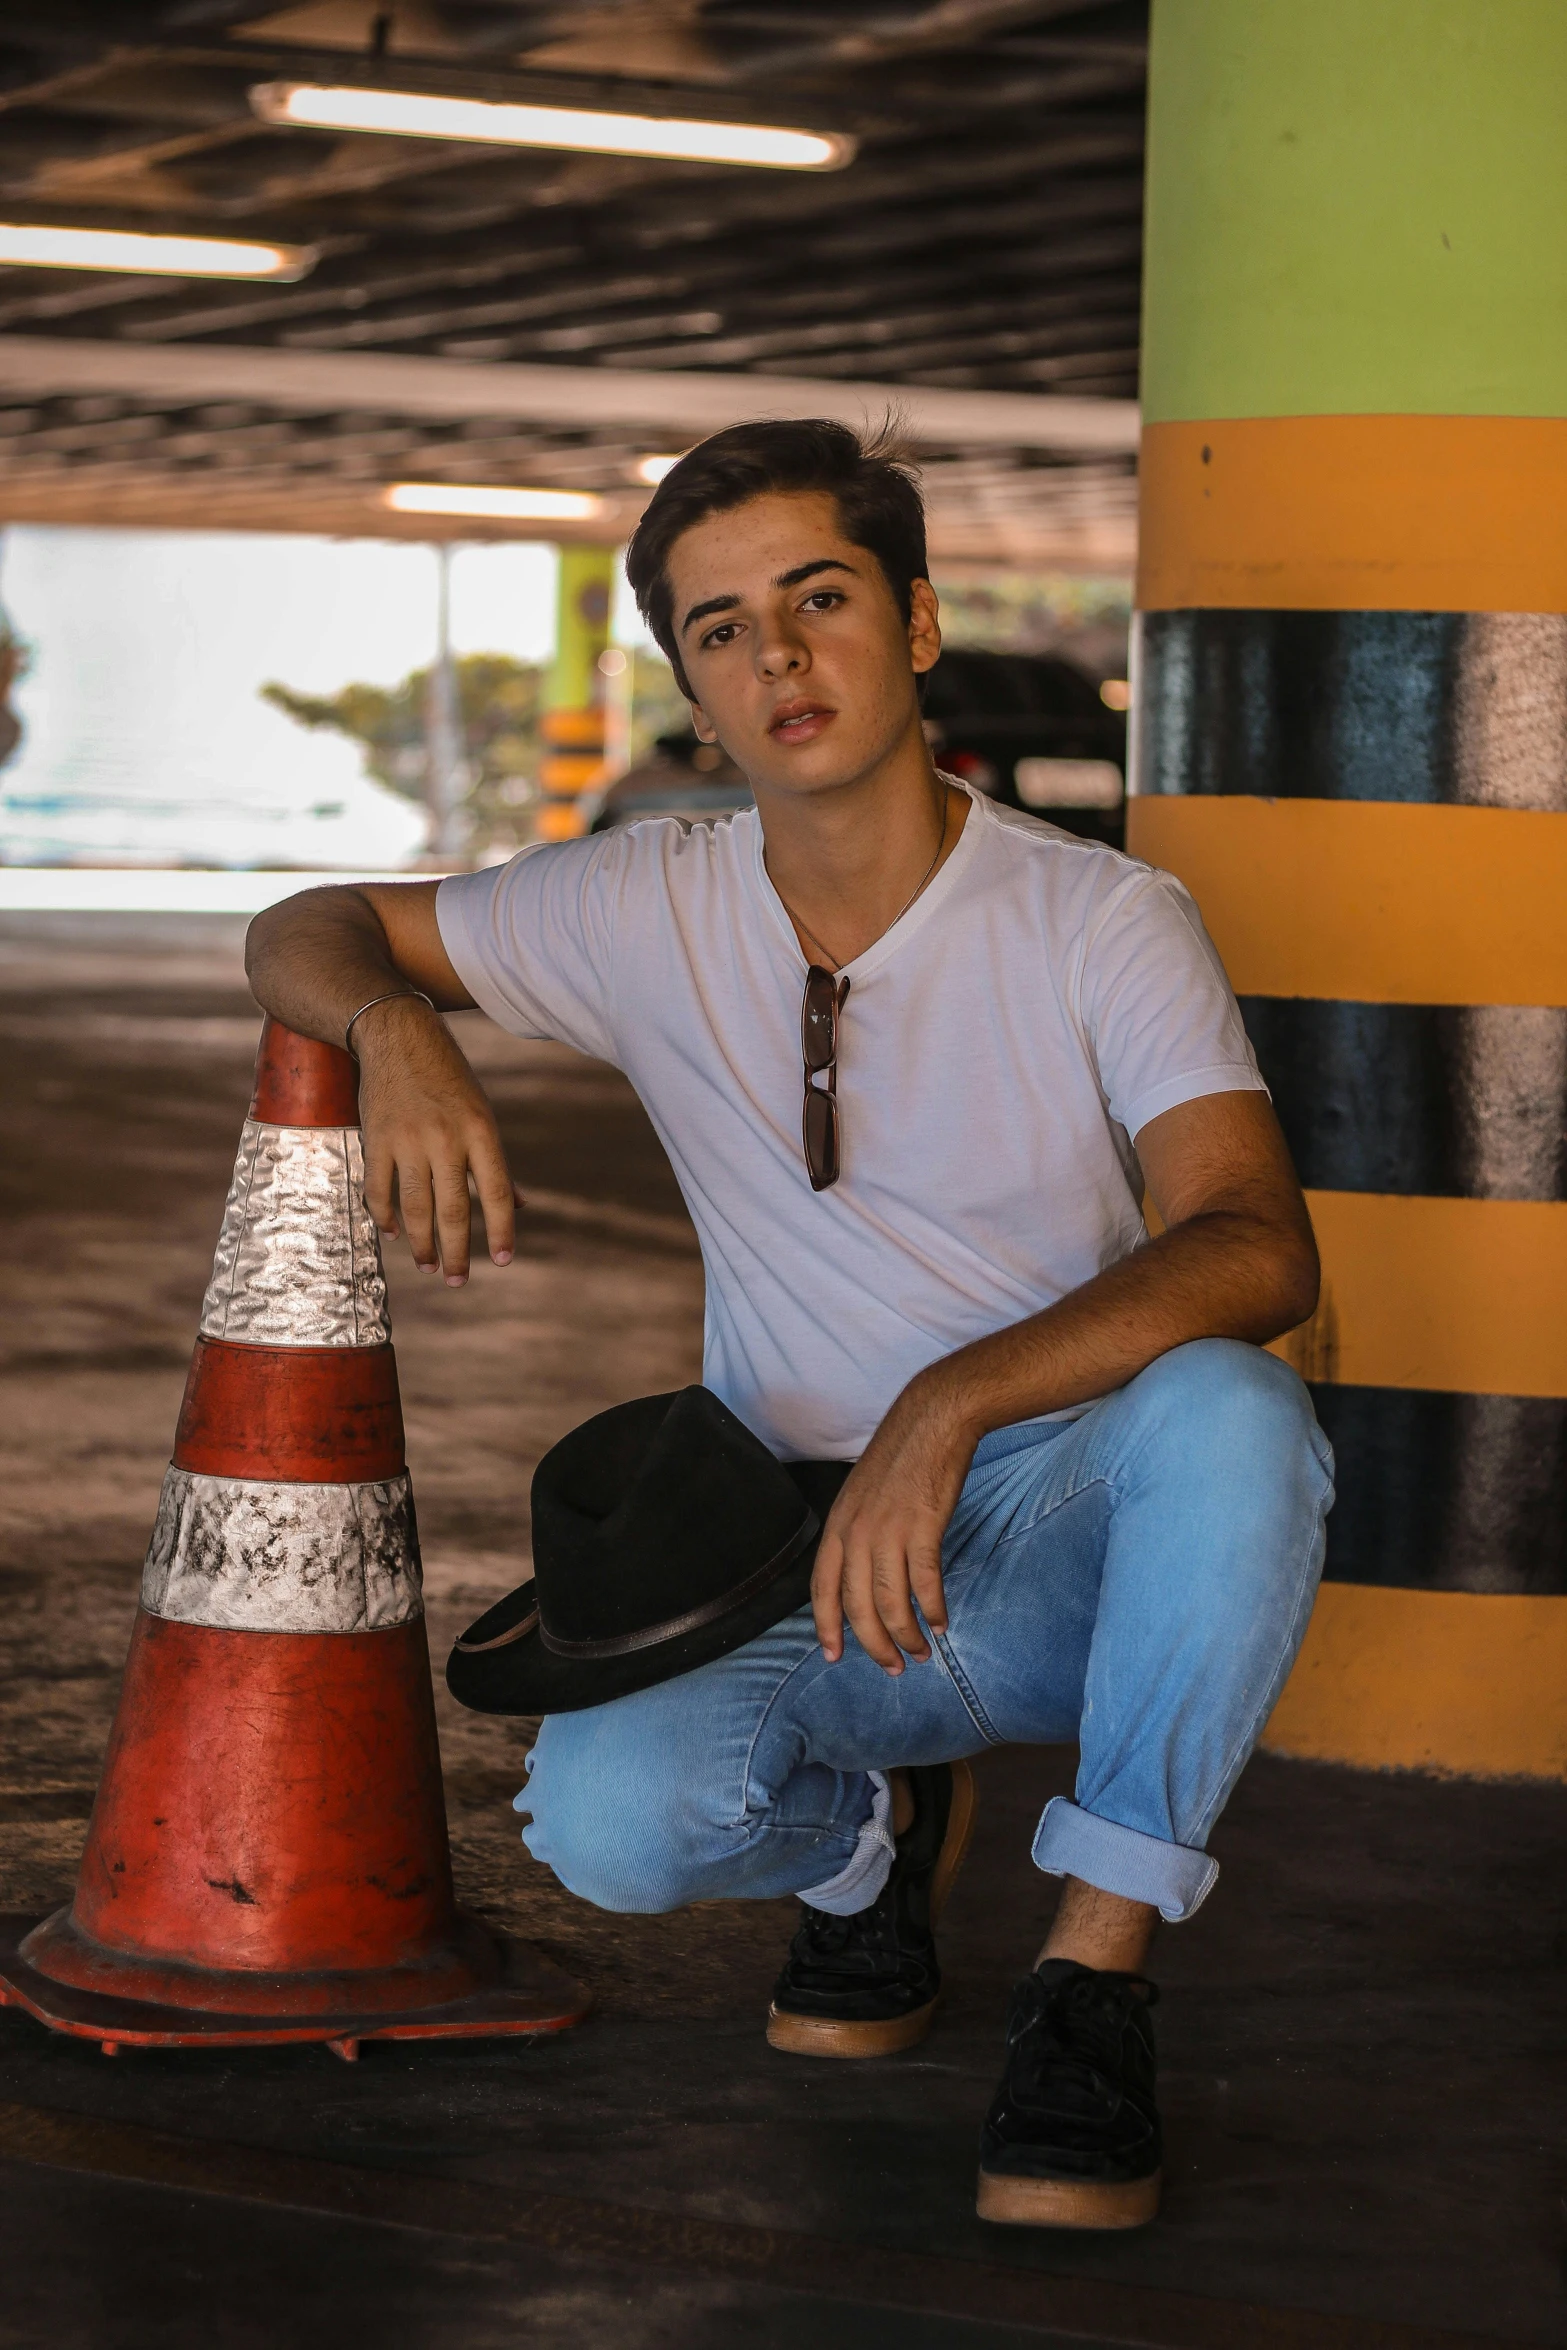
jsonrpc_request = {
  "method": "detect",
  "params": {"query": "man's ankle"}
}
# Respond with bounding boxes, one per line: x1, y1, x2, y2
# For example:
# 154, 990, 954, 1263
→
1036, 1875, 1157, 1976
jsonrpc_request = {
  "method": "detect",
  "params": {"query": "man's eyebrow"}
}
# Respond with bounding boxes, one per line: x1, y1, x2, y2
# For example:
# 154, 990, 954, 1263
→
679, 556, 858, 638
680, 591, 740, 636
774, 557, 857, 590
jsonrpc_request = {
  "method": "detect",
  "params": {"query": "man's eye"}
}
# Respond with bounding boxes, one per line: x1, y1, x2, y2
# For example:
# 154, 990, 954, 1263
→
701, 621, 740, 649
802, 591, 844, 612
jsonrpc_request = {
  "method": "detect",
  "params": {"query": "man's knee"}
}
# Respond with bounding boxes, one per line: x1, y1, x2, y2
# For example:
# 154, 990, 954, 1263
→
1131, 1339, 1331, 1535
1141, 1337, 1318, 1453
520, 1715, 708, 1915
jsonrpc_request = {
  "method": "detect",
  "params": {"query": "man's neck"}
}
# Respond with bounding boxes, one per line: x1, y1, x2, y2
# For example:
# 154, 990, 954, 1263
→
752, 724, 968, 971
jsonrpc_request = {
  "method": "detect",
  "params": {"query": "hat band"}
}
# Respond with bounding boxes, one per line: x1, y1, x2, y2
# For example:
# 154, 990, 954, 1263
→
537, 1511, 819, 1661
453, 1604, 539, 1656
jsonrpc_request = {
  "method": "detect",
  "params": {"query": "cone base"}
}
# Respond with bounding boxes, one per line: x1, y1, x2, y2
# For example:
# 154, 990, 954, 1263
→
0, 1910, 590, 2052
21, 1902, 506, 2017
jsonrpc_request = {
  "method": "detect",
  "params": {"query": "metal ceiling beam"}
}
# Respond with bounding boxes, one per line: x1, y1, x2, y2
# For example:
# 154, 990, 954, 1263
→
0, 335, 1140, 449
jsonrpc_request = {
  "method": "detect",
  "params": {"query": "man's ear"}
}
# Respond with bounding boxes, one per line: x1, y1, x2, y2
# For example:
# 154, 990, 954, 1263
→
689, 699, 720, 745
909, 578, 942, 676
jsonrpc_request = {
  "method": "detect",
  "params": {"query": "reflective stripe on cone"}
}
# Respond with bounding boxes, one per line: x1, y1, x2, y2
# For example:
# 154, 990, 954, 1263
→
201, 1122, 389, 1348
142, 1466, 422, 1634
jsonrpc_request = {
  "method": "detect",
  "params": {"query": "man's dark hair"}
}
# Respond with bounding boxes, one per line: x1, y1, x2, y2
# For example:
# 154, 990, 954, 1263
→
624, 417, 928, 698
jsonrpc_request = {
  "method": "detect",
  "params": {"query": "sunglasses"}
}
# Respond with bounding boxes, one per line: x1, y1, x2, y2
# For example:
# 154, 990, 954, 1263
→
800, 964, 850, 1192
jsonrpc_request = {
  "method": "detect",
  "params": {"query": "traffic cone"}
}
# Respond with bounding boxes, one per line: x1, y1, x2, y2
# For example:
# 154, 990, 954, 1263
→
0, 1018, 589, 2057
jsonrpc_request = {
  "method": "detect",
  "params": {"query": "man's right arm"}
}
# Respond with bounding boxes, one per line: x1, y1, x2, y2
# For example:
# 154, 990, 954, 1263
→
245, 881, 517, 1286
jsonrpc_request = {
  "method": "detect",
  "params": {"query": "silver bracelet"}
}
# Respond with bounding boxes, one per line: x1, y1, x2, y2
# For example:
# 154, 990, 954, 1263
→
344, 987, 436, 1055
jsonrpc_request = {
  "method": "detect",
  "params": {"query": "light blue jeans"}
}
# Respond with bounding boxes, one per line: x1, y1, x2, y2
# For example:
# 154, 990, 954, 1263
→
518, 1340, 1334, 1924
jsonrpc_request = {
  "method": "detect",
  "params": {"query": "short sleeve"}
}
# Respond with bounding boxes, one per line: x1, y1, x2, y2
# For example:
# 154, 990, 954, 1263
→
1077, 866, 1266, 1139
436, 832, 627, 1063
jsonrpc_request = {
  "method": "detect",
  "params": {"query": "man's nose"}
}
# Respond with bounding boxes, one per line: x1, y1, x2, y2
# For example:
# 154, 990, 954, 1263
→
756, 618, 807, 677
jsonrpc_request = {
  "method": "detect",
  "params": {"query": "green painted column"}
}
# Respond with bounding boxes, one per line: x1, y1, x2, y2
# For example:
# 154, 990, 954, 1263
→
538, 544, 617, 840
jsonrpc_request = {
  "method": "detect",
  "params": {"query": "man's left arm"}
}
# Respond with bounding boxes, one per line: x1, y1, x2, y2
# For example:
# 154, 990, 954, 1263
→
811, 1089, 1320, 1673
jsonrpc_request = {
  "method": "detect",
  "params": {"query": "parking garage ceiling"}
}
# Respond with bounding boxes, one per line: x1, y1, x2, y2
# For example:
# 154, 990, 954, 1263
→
0, 2, 1145, 564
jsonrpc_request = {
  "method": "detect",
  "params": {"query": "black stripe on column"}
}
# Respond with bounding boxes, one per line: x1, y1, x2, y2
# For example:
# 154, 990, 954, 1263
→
1239, 999, 1567, 1200
1133, 610, 1567, 806
1309, 1384, 1567, 1594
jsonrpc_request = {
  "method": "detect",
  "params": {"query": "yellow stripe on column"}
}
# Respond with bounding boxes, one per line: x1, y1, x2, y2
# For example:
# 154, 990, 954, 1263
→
1262, 1585, 1567, 1780
1137, 416, 1567, 614
1126, 797, 1567, 1006
1269, 1192, 1567, 1397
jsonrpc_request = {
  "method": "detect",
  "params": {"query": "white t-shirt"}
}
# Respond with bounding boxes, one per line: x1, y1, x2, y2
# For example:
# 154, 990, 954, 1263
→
437, 786, 1264, 1461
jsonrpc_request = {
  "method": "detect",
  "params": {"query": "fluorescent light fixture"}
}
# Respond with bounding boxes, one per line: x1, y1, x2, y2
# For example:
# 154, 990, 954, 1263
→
252, 82, 854, 172
384, 482, 605, 521
0, 222, 313, 280
635, 453, 682, 485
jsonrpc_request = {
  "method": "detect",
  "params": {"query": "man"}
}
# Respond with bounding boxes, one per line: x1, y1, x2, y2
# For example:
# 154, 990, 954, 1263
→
247, 420, 1332, 2231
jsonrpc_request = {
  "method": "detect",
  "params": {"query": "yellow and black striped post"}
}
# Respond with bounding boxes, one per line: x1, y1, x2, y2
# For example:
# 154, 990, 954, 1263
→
1128, 1, 1567, 1779
537, 544, 617, 841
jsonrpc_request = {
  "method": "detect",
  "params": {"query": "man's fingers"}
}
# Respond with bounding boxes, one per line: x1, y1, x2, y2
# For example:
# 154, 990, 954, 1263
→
432, 1153, 474, 1285
397, 1156, 439, 1270
818, 1507, 946, 1675
906, 1534, 949, 1635
870, 1539, 929, 1662
811, 1531, 845, 1660
470, 1128, 517, 1265
840, 1538, 907, 1675
363, 1137, 398, 1236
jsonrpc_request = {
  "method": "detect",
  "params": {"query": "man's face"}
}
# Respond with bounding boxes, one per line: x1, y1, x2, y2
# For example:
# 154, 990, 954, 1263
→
666, 489, 941, 800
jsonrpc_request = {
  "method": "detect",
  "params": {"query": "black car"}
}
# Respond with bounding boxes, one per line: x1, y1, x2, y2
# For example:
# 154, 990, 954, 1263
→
594, 648, 1127, 847
920, 648, 1128, 848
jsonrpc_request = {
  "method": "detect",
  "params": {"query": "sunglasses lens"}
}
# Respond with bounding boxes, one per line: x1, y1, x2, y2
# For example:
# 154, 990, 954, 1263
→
803, 1084, 840, 1190
801, 966, 839, 1073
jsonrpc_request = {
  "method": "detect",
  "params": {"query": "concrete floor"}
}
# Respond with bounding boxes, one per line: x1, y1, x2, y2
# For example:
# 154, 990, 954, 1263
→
0, 911, 1561, 2349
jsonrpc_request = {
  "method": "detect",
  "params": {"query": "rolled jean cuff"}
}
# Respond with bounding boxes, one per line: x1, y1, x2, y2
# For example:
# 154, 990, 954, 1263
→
1031, 1796, 1218, 1923
796, 1770, 895, 1916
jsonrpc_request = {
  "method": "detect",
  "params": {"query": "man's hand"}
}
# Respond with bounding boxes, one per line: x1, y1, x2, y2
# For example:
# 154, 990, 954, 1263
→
245, 878, 519, 1288
812, 1372, 977, 1673
354, 997, 518, 1285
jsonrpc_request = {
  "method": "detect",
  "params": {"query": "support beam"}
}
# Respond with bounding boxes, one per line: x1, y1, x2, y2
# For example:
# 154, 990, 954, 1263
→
0, 335, 1140, 451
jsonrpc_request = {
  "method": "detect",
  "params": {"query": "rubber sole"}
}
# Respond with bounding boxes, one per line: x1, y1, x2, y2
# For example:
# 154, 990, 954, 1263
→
975, 2165, 1162, 2231
765, 1995, 937, 2058
766, 1759, 978, 2061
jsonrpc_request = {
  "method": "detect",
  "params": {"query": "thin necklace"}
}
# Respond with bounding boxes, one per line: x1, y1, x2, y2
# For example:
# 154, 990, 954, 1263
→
769, 781, 950, 974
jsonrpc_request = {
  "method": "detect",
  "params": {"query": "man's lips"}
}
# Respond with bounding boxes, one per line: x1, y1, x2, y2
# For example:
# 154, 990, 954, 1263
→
768, 702, 835, 741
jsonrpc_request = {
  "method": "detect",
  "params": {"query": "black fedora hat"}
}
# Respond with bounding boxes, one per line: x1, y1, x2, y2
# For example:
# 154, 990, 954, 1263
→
447, 1386, 851, 1716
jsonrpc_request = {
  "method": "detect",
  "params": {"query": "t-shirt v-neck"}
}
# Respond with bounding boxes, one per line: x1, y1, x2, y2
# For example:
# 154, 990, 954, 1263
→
748, 782, 980, 987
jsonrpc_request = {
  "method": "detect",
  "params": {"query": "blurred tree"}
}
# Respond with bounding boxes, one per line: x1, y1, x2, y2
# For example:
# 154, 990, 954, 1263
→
265, 646, 693, 853
262, 654, 543, 851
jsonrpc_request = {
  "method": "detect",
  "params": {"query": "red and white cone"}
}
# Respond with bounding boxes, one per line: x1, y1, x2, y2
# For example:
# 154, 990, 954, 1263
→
0, 1019, 588, 2057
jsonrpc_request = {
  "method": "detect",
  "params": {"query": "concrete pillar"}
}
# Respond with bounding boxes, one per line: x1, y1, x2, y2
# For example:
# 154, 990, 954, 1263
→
1129, 1, 1567, 1777
537, 544, 617, 840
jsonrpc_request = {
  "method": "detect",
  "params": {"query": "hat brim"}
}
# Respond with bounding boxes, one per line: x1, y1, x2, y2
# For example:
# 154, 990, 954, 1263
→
446, 1458, 850, 1717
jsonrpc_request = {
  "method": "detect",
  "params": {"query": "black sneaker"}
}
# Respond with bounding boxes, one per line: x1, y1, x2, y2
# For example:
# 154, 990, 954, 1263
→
976, 1958, 1162, 2229
766, 1759, 976, 2058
